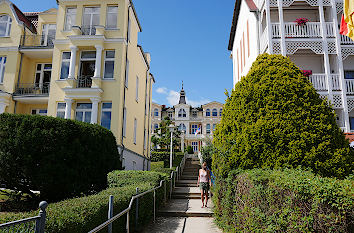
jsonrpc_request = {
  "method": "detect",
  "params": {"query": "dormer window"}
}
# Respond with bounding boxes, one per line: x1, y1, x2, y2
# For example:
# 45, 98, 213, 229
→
168, 112, 173, 119
0, 15, 12, 37
206, 109, 211, 117
212, 109, 218, 117
178, 109, 186, 118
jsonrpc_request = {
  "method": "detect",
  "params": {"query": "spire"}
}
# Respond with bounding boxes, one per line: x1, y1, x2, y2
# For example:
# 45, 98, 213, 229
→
179, 81, 186, 104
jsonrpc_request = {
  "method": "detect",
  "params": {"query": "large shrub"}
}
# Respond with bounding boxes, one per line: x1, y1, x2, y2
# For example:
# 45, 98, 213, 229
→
213, 54, 353, 179
0, 171, 170, 233
213, 169, 354, 232
0, 114, 121, 201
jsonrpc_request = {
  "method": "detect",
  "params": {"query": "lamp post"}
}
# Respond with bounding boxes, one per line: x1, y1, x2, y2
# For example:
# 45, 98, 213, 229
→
167, 124, 175, 169
181, 130, 185, 153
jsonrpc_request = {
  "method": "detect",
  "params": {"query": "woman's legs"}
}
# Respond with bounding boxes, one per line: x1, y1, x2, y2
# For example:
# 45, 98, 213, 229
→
204, 190, 209, 207
200, 189, 205, 207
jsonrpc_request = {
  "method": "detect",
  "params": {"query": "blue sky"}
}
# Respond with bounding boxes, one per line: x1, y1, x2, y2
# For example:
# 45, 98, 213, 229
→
12, 0, 235, 107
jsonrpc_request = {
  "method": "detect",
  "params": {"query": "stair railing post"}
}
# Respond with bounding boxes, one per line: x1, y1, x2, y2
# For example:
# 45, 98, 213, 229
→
126, 211, 130, 233
135, 188, 139, 230
108, 195, 113, 233
35, 201, 48, 233
164, 180, 167, 203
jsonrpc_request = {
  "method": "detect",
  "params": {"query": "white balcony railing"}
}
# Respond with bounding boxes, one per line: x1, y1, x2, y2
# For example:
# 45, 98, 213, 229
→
309, 74, 327, 91
340, 34, 354, 45
260, 26, 268, 52
345, 79, 354, 95
331, 74, 341, 91
271, 22, 335, 38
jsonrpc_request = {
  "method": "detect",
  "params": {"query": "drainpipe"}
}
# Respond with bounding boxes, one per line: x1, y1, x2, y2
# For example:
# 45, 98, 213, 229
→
14, 23, 26, 114
120, 4, 132, 160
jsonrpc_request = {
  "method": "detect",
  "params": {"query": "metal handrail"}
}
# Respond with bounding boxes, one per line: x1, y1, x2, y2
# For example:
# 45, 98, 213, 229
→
76, 76, 92, 88
14, 82, 50, 96
20, 35, 55, 48
88, 153, 187, 233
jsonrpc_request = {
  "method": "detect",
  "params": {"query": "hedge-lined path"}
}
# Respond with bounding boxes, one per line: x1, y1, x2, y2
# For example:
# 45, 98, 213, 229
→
143, 158, 221, 233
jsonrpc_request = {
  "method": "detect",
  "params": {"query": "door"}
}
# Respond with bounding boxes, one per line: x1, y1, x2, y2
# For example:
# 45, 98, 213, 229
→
82, 7, 100, 35
35, 64, 52, 93
41, 24, 56, 46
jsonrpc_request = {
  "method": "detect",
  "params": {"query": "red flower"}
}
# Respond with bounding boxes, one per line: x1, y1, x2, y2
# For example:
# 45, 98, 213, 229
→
295, 18, 309, 26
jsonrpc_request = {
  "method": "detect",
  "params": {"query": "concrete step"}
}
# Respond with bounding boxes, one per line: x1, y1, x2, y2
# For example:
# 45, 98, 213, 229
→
176, 179, 197, 184
176, 183, 198, 187
180, 176, 198, 180
172, 194, 201, 199
158, 199, 213, 217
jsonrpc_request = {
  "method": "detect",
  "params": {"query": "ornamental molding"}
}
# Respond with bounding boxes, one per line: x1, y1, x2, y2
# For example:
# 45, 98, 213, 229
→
347, 98, 354, 113
332, 94, 342, 108
341, 47, 354, 60
269, 0, 332, 7
285, 41, 324, 54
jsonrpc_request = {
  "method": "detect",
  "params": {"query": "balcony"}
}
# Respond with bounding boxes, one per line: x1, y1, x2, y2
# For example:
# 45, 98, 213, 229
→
272, 22, 335, 38
345, 80, 354, 95
340, 35, 354, 45
20, 35, 54, 48
308, 74, 341, 91
14, 83, 50, 96
76, 76, 92, 88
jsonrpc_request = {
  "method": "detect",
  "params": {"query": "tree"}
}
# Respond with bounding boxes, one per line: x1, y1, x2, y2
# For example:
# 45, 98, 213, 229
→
151, 117, 181, 151
213, 54, 353, 179
201, 136, 215, 168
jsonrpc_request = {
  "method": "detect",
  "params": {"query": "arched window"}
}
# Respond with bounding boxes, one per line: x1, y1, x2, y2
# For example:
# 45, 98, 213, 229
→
0, 15, 12, 37
154, 123, 159, 129
212, 109, 218, 116
178, 123, 186, 132
206, 109, 210, 117
219, 108, 223, 116
206, 124, 211, 134
178, 109, 186, 117
154, 108, 159, 117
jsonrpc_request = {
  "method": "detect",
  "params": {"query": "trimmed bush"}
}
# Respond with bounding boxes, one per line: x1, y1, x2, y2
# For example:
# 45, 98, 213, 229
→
107, 170, 168, 188
213, 169, 354, 232
0, 171, 171, 233
0, 114, 121, 201
213, 54, 353, 179
150, 152, 184, 168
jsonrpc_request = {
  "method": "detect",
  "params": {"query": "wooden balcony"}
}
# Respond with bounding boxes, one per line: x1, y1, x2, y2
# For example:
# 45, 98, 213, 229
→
345, 80, 354, 95
271, 22, 335, 38
308, 74, 341, 91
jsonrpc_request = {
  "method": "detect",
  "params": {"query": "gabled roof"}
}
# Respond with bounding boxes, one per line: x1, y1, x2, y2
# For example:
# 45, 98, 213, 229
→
202, 101, 224, 107
11, 2, 37, 33
228, 0, 258, 51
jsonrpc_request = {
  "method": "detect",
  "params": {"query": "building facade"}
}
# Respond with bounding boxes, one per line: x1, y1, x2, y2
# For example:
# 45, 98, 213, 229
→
0, 0, 154, 170
151, 86, 223, 153
229, 0, 354, 132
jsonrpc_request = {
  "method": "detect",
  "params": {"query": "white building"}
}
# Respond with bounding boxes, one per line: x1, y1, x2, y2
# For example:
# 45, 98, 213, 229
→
151, 85, 223, 152
228, 0, 354, 132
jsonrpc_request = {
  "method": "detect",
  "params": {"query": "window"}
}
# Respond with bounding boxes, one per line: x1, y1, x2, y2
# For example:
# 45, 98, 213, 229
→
132, 161, 136, 170
133, 118, 137, 144
101, 102, 112, 129
104, 51, 115, 79
136, 76, 139, 102
192, 111, 197, 118
191, 142, 198, 152
64, 8, 76, 31
31, 109, 47, 116
219, 108, 223, 116
41, 24, 56, 46
0, 56, 6, 83
82, 7, 100, 35
106, 6, 118, 29
212, 109, 218, 117
191, 124, 198, 134
123, 107, 127, 137
60, 52, 71, 79
350, 117, 354, 131
206, 124, 211, 134
345, 71, 354, 79
35, 64, 52, 89
178, 109, 186, 118
213, 124, 216, 131
125, 59, 129, 87
79, 51, 96, 86
178, 123, 186, 132
75, 103, 92, 123
154, 123, 159, 130
168, 112, 173, 119
0, 15, 11, 37
57, 103, 66, 118
154, 108, 159, 117
206, 109, 210, 117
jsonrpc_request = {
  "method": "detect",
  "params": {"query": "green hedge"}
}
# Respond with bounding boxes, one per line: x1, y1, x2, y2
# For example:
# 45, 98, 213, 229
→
0, 171, 171, 233
213, 169, 354, 232
150, 152, 184, 168
0, 114, 121, 201
107, 170, 168, 188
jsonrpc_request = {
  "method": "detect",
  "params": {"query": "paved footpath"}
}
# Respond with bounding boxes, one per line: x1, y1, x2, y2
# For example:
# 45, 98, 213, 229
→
143, 158, 222, 233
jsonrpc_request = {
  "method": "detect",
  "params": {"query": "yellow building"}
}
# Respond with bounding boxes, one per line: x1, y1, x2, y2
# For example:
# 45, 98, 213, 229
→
0, 0, 155, 170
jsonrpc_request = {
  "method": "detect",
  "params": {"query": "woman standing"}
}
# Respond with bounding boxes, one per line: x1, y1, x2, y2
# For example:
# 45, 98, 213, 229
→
197, 162, 211, 208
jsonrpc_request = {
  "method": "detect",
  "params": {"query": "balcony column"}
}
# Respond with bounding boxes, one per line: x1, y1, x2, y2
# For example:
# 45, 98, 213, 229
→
277, 0, 287, 56
265, 0, 273, 53
68, 46, 78, 80
318, 1, 333, 102
93, 45, 103, 79
331, 0, 350, 132
90, 98, 100, 124
64, 98, 73, 119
